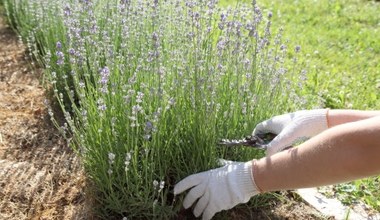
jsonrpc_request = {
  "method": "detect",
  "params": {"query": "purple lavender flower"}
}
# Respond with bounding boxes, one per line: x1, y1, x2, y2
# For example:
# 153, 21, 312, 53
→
136, 92, 144, 103
90, 24, 98, 34
63, 6, 71, 17
97, 98, 107, 112
220, 13, 227, 22
168, 97, 175, 106
295, 45, 301, 53
144, 121, 153, 141
153, 0, 158, 9
68, 48, 75, 55
152, 32, 158, 41
185, 1, 196, 8
218, 22, 225, 30
217, 39, 226, 51
132, 105, 143, 115
277, 67, 287, 75
56, 41, 62, 49
82, 109, 87, 117
268, 11, 273, 19
145, 121, 153, 131
254, 6, 262, 23
79, 81, 85, 88
98, 104, 107, 111
143, 134, 151, 141
56, 51, 64, 65
99, 68, 109, 84
99, 66, 110, 93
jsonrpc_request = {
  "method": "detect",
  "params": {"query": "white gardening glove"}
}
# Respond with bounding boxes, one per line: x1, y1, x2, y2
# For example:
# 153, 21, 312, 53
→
174, 159, 260, 220
253, 109, 329, 156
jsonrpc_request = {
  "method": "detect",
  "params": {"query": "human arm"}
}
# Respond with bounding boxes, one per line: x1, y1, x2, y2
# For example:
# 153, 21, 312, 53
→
254, 115, 380, 191
327, 109, 380, 127
174, 114, 380, 220
253, 109, 380, 155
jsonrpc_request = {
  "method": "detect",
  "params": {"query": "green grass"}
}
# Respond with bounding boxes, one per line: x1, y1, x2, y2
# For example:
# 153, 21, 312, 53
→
223, 0, 380, 212
241, 0, 379, 109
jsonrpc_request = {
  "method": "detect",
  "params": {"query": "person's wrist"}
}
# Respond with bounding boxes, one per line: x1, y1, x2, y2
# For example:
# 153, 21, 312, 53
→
326, 108, 330, 128
303, 109, 329, 132
231, 161, 260, 201
313, 108, 329, 129
251, 160, 263, 193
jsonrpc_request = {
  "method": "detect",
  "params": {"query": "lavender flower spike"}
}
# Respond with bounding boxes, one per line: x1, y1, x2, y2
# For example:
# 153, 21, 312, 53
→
295, 45, 301, 53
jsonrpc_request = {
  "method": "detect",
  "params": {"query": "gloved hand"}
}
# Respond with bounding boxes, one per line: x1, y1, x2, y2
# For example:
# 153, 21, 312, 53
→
253, 109, 329, 156
174, 159, 260, 220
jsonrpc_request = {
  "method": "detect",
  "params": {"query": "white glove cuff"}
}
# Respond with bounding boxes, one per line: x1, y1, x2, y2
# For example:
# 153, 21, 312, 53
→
232, 161, 260, 201
302, 108, 329, 133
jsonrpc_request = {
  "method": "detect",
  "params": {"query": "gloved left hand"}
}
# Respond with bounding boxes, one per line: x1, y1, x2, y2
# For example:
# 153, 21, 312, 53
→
174, 159, 260, 220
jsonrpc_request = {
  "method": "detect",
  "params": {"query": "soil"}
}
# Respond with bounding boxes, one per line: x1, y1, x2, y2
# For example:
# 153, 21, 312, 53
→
0, 11, 330, 220
0, 14, 91, 220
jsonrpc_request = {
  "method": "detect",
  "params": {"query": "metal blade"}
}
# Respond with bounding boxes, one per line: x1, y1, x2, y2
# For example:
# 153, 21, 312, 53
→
217, 133, 276, 149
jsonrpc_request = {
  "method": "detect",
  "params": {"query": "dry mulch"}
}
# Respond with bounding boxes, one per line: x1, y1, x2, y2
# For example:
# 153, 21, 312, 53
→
0, 10, 330, 220
0, 14, 92, 220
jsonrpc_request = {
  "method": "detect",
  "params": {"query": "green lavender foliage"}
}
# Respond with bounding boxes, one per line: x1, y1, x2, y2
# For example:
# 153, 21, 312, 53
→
3, 0, 308, 218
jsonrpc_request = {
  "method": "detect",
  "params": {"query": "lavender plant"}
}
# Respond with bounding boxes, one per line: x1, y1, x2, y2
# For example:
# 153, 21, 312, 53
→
4, 0, 308, 218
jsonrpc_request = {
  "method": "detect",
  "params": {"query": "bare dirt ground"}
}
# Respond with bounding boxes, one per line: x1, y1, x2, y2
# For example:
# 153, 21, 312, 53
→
0, 15, 91, 220
0, 11, 330, 220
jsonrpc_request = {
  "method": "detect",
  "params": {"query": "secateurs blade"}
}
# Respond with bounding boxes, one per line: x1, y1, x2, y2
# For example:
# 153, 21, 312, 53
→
218, 133, 276, 149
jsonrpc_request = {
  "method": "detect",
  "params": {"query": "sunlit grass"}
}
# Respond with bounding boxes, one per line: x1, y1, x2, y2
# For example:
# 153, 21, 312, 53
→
225, 0, 380, 212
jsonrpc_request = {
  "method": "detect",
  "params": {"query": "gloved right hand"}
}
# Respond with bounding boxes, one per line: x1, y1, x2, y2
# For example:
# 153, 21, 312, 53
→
252, 109, 329, 156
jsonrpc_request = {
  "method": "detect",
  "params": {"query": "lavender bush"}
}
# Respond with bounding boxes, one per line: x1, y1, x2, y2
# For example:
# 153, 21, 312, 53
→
4, 0, 308, 218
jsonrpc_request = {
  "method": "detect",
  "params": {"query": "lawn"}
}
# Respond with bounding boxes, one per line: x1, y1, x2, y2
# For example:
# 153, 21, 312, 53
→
224, 0, 380, 109
222, 0, 380, 212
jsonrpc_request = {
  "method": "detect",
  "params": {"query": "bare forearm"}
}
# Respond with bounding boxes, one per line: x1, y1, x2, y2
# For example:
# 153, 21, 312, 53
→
253, 116, 380, 192
328, 109, 380, 127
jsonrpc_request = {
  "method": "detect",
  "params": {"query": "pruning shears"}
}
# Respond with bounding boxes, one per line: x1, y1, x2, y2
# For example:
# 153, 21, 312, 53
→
218, 133, 277, 150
